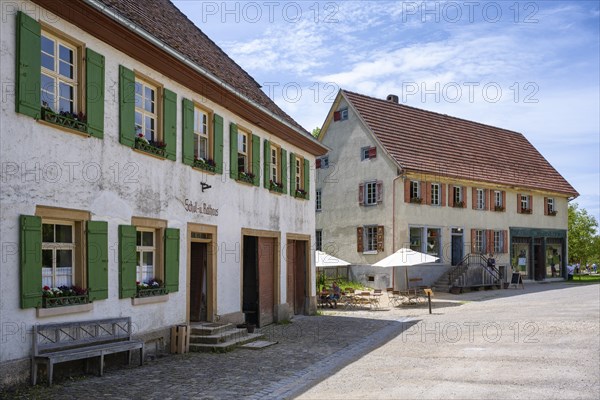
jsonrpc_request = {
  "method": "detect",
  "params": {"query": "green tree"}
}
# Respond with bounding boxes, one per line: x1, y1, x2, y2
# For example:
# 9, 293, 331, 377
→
311, 127, 321, 138
568, 203, 599, 264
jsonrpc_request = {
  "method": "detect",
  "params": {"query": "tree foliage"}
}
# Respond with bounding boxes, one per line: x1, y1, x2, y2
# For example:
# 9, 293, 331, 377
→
311, 127, 321, 138
568, 203, 599, 264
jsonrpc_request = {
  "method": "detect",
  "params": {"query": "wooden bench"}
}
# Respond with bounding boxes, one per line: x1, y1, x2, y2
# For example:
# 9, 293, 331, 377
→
32, 317, 144, 386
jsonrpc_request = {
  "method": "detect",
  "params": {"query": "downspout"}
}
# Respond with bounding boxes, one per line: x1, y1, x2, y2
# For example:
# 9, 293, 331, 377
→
392, 172, 405, 289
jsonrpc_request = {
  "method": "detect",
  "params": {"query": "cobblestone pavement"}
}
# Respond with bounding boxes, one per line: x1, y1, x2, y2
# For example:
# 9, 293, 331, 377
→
2, 282, 597, 400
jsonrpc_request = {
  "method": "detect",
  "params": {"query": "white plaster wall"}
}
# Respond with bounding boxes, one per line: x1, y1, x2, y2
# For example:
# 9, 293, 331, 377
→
0, 2, 316, 364
316, 98, 398, 266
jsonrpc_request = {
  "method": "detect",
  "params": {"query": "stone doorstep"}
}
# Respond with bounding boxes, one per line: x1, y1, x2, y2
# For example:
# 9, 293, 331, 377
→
189, 322, 234, 336
189, 333, 264, 353
190, 328, 249, 345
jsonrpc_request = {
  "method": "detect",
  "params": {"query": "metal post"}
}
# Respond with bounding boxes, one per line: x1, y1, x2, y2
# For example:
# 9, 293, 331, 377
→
427, 292, 432, 314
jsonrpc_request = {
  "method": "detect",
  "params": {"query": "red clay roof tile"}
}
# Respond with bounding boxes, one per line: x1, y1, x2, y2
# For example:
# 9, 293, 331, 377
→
343, 90, 578, 197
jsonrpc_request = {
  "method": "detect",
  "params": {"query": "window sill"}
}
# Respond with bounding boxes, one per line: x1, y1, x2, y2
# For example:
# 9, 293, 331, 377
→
132, 294, 169, 305
37, 302, 93, 318
192, 160, 217, 174
133, 147, 166, 160
362, 250, 378, 255
37, 119, 91, 139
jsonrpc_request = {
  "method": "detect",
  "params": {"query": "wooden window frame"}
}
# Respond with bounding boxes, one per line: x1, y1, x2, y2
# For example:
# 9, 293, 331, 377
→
316, 230, 323, 251
237, 127, 251, 174
493, 230, 503, 254
476, 189, 485, 210
134, 72, 163, 143
410, 181, 421, 201
136, 228, 157, 284
365, 181, 377, 206
193, 104, 213, 161
521, 195, 530, 211
41, 220, 76, 288
270, 142, 281, 182
363, 225, 378, 253
295, 154, 305, 190
547, 198, 555, 214
475, 229, 485, 254
494, 191, 503, 207
316, 189, 322, 211
131, 217, 166, 283
40, 27, 84, 114
453, 186, 463, 204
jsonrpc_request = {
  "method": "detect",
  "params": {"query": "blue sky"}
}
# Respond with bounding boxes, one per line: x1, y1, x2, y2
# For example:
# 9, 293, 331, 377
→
174, 0, 599, 220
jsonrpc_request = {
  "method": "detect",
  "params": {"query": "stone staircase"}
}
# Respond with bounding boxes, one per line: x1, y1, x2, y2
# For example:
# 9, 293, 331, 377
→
188, 322, 264, 353
433, 264, 468, 293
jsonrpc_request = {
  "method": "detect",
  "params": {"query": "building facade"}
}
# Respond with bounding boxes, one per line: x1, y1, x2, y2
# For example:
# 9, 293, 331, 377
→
316, 90, 578, 289
0, 0, 326, 385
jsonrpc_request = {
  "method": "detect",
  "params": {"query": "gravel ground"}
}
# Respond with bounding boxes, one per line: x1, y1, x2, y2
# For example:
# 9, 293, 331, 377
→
298, 282, 600, 400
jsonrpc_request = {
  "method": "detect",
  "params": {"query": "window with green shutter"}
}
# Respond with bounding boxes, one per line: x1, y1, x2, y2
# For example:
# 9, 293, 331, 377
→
290, 153, 308, 199
118, 225, 137, 299
182, 99, 222, 173
213, 114, 224, 174
163, 88, 177, 161
251, 134, 260, 186
15, 11, 106, 137
20, 210, 106, 310
164, 228, 180, 293
265, 141, 285, 193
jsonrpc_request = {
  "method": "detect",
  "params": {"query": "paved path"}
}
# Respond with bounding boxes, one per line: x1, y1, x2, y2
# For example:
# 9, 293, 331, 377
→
2, 282, 598, 400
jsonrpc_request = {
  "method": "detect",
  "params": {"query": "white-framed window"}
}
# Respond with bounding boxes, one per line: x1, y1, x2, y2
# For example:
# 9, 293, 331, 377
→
494, 191, 503, 207
41, 31, 79, 113
431, 183, 440, 206
426, 228, 441, 258
237, 130, 250, 173
42, 221, 75, 288
361, 146, 376, 160
340, 109, 348, 120
364, 225, 378, 252
134, 78, 158, 142
494, 230, 503, 254
410, 181, 421, 201
316, 230, 322, 251
409, 227, 423, 252
316, 189, 322, 211
193, 106, 210, 160
454, 186, 463, 204
476, 189, 485, 209
365, 181, 377, 205
318, 156, 329, 169
475, 229, 485, 253
409, 226, 441, 260
521, 195, 530, 211
547, 198, 555, 214
136, 228, 156, 283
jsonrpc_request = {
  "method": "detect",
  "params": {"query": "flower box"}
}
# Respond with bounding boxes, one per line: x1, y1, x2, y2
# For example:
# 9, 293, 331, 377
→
294, 189, 308, 199
269, 180, 284, 193
520, 208, 532, 214
238, 171, 255, 184
453, 201, 465, 208
136, 287, 168, 298
193, 158, 216, 173
410, 197, 422, 204
42, 294, 89, 308
548, 210, 558, 216
41, 108, 87, 133
494, 205, 505, 212
135, 136, 166, 158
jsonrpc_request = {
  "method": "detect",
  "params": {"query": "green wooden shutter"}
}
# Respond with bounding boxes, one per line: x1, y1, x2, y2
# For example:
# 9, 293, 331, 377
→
85, 48, 105, 138
252, 134, 260, 186
213, 113, 224, 174
304, 158, 310, 200
229, 123, 238, 179
118, 225, 137, 298
164, 228, 180, 293
119, 65, 135, 147
290, 153, 296, 195
281, 148, 288, 195
163, 88, 177, 161
87, 220, 108, 301
263, 140, 271, 188
20, 215, 42, 309
15, 11, 41, 119
181, 98, 194, 166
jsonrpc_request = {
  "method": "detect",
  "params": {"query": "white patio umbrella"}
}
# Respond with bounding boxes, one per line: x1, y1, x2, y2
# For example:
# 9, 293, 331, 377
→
372, 248, 439, 289
316, 250, 351, 267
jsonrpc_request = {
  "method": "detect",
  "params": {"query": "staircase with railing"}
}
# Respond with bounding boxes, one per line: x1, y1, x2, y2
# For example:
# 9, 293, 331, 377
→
433, 253, 503, 293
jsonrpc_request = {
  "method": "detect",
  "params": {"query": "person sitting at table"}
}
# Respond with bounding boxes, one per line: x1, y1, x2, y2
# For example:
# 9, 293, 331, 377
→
327, 281, 341, 308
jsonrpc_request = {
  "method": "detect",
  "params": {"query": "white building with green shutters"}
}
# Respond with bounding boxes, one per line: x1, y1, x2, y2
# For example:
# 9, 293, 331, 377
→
0, 0, 325, 386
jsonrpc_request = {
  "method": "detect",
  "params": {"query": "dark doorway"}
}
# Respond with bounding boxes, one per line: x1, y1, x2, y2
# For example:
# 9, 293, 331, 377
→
243, 235, 259, 325
190, 242, 208, 322
534, 243, 545, 281
451, 231, 463, 266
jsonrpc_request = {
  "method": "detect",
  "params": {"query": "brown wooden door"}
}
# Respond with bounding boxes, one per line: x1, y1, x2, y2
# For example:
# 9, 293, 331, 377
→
294, 241, 306, 314
258, 237, 275, 326
286, 240, 295, 310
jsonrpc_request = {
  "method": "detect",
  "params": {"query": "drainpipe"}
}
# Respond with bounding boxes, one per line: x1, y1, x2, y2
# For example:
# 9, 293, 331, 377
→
392, 173, 404, 289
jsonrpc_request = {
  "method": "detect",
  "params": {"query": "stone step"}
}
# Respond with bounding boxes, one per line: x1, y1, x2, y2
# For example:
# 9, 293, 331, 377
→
189, 332, 264, 353
190, 328, 248, 344
189, 322, 234, 336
